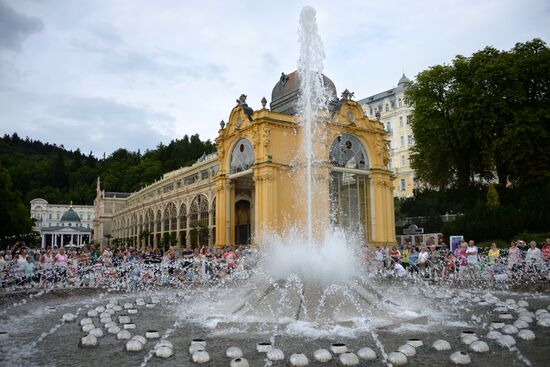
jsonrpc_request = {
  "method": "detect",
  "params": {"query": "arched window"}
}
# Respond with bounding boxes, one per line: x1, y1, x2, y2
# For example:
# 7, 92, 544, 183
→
328, 134, 370, 236
329, 134, 369, 170
230, 138, 254, 174
190, 195, 209, 228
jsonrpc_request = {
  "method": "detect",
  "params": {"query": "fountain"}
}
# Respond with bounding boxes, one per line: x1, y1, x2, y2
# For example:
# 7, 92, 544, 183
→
0, 6, 549, 367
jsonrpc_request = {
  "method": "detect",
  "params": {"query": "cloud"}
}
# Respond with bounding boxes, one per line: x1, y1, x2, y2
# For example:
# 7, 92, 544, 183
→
0, 1, 43, 51
70, 33, 228, 83
1, 0, 549, 157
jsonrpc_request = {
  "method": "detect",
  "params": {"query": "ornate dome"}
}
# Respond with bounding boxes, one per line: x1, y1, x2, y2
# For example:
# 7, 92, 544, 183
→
398, 73, 411, 86
270, 71, 337, 115
61, 208, 81, 222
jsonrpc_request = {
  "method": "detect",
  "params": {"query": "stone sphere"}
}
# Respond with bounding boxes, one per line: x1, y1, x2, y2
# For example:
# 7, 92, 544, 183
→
496, 335, 516, 348
112, 305, 122, 312
537, 317, 550, 327
517, 300, 529, 308
518, 315, 533, 324
118, 315, 131, 324
338, 352, 359, 366
190, 338, 207, 346
330, 343, 348, 354
80, 334, 98, 347
256, 342, 272, 353
156, 340, 174, 349
128, 309, 138, 315
131, 335, 146, 345
267, 348, 285, 361
398, 344, 416, 356
388, 351, 407, 365
62, 313, 76, 322
95, 306, 106, 313
514, 320, 529, 329
124, 323, 136, 329
108, 326, 121, 334
486, 330, 502, 340
155, 345, 173, 358
461, 335, 478, 345
191, 350, 210, 364
87, 310, 98, 318
502, 325, 519, 334
469, 340, 489, 353
449, 351, 471, 365
313, 348, 332, 362
189, 344, 205, 355
230, 358, 249, 367
490, 321, 505, 329
498, 313, 514, 320
517, 329, 536, 341
103, 322, 116, 329
226, 346, 243, 358
432, 339, 451, 351
80, 318, 93, 326
124, 303, 134, 309
407, 338, 423, 348
357, 347, 376, 360
145, 330, 160, 339
88, 328, 103, 338
82, 324, 95, 333
117, 330, 132, 340
126, 339, 143, 352
289, 353, 309, 366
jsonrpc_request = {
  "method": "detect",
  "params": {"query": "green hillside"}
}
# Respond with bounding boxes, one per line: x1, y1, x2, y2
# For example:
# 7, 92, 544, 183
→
0, 133, 216, 206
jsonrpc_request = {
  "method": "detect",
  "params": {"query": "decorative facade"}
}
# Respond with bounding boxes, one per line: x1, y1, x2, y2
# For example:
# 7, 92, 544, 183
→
358, 74, 417, 197
93, 72, 396, 249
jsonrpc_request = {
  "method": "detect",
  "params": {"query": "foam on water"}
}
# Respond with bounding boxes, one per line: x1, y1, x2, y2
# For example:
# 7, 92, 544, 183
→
259, 228, 361, 285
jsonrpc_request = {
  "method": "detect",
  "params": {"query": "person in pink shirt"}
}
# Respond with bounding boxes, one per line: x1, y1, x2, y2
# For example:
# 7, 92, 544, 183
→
55, 247, 68, 278
222, 246, 237, 273
455, 242, 468, 268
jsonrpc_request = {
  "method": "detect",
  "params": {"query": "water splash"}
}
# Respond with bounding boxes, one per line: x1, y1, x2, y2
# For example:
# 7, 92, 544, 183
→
297, 6, 331, 245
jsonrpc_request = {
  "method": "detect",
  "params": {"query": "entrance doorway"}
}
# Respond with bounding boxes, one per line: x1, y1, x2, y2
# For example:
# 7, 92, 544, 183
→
235, 199, 251, 245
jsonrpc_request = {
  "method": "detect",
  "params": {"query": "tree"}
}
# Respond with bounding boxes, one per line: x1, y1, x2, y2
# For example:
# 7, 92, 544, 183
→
0, 163, 34, 247
407, 38, 550, 189
486, 185, 500, 208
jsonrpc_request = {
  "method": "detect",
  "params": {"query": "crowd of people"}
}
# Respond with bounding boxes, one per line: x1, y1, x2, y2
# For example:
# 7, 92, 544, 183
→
370, 238, 550, 283
1, 238, 549, 292
0, 243, 251, 291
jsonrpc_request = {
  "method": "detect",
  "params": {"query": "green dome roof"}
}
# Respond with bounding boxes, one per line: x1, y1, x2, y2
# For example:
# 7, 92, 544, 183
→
61, 208, 81, 222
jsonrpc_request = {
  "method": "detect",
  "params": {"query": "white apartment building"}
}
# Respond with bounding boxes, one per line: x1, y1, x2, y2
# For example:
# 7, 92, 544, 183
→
358, 74, 417, 197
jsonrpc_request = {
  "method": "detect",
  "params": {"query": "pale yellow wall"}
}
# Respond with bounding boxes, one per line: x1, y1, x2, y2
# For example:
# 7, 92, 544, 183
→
215, 99, 396, 247
94, 99, 397, 249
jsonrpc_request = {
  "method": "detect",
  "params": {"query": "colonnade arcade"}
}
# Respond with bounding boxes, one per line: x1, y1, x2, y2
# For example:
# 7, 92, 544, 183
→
111, 193, 216, 250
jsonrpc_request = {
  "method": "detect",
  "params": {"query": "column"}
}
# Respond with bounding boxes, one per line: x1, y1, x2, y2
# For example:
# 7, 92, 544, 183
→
41, 233, 45, 249
54, 234, 58, 247
208, 206, 213, 246
50, 233, 54, 247
186, 209, 191, 247
225, 181, 232, 246
176, 209, 181, 249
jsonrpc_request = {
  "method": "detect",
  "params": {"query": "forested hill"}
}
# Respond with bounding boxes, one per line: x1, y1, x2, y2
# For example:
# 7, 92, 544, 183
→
0, 133, 216, 205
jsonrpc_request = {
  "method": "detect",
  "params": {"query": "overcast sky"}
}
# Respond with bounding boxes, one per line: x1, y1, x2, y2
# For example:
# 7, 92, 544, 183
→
1, 0, 549, 157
